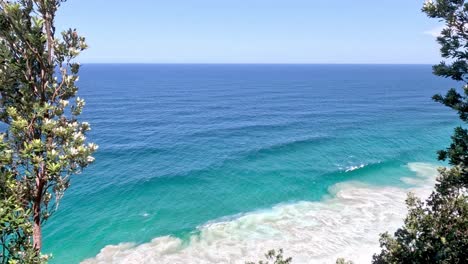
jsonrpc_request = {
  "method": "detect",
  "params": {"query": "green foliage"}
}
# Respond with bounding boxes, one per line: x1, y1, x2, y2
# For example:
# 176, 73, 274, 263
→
246, 249, 292, 264
373, 1, 468, 263
335, 258, 354, 264
0, 135, 47, 263
0, 0, 96, 262
373, 183, 468, 263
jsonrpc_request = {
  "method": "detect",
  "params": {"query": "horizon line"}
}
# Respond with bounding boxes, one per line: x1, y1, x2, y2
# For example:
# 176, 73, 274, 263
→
78, 62, 435, 65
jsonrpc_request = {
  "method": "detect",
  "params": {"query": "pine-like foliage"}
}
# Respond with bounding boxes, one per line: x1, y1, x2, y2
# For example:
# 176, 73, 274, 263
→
373, 1, 468, 263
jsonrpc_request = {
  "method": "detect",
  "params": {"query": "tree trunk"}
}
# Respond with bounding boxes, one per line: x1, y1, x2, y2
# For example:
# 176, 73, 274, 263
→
33, 213, 42, 251
33, 178, 44, 251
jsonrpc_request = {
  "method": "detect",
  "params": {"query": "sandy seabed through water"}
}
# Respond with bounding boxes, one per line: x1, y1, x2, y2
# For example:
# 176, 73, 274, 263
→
82, 162, 438, 264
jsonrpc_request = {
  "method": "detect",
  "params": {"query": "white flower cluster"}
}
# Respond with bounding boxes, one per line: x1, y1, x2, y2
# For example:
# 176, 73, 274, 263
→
59, 99, 69, 108
69, 147, 78, 156
69, 47, 80, 56
88, 143, 99, 152
53, 126, 67, 135
68, 121, 79, 129
76, 97, 85, 107
423, 0, 434, 8
73, 132, 86, 142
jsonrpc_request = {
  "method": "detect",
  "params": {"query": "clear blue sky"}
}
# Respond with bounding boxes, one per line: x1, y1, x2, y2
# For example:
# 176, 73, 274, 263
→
55, 0, 443, 64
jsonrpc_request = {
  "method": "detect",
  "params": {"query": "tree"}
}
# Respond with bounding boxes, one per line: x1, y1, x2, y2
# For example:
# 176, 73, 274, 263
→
373, 0, 468, 263
246, 249, 293, 264
0, 0, 96, 261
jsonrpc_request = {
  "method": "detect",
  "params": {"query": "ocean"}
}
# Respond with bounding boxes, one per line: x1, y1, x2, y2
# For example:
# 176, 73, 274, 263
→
42, 64, 458, 263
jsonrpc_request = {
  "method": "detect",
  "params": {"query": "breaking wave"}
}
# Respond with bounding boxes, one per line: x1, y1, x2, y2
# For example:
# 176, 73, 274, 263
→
344, 163, 367, 172
82, 163, 438, 264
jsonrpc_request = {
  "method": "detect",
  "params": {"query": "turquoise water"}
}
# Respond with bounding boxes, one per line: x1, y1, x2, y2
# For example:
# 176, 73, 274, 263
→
43, 64, 458, 263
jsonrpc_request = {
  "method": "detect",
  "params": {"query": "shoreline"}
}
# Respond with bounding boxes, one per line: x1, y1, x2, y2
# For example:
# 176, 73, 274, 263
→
82, 162, 438, 264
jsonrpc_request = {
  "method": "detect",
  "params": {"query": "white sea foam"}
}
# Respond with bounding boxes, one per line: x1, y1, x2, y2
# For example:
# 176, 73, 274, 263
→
344, 164, 366, 172
82, 162, 438, 264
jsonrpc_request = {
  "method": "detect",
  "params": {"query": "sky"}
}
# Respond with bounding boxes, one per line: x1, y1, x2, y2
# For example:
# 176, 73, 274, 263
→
55, 0, 444, 64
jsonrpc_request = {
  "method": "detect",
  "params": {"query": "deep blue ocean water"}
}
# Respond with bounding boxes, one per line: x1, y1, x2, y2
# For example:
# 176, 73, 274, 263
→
42, 64, 458, 263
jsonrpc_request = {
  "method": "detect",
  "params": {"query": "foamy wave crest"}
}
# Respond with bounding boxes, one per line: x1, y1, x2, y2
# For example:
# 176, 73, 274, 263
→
82, 163, 438, 264
344, 163, 367, 172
